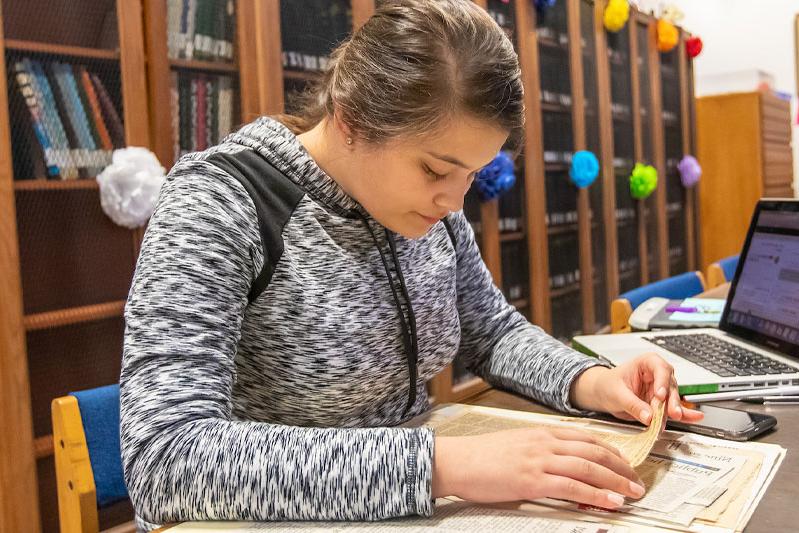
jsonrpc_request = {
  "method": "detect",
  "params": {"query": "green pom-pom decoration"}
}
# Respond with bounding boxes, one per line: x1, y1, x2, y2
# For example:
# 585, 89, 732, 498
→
629, 163, 658, 199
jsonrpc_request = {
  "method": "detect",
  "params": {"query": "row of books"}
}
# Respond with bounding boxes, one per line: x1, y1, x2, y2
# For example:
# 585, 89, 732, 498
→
501, 239, 529, 302
281, 0, 352, 65
10, 57, 123, 180
167, 0, 236, 63
548, 232, 580, 289
170, 70, 236, 160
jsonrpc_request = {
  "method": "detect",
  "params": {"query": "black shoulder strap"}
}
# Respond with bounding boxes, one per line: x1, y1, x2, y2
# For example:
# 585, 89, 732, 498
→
204, 150, 305, 303
442, 215, 457, 252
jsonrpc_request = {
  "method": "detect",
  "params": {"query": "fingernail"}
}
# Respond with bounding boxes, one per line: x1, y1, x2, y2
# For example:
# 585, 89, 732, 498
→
629, 481, 645, 498
658, 387, 667, 398
607, 492, 625, 507
641, 409, 651, 423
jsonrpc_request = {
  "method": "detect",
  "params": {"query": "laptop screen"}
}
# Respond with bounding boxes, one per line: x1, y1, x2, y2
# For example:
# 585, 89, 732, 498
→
722, 200, 799, 357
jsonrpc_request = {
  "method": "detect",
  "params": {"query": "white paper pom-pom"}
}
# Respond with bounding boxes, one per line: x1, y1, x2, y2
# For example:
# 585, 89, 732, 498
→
97, 147, 166, 229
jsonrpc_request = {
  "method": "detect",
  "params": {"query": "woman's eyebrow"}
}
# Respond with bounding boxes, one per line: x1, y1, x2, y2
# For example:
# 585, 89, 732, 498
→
427, 151, 470, 169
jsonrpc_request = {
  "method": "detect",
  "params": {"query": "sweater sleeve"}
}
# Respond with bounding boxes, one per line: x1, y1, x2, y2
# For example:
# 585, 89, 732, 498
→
120, 164, 434, 525
449, 212, 610, 414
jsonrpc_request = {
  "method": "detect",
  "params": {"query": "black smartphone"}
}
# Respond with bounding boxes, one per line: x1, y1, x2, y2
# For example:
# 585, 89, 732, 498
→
667, 404, 777, 441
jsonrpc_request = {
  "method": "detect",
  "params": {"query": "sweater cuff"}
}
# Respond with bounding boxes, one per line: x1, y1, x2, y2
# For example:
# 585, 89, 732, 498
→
408, 427, 435, 517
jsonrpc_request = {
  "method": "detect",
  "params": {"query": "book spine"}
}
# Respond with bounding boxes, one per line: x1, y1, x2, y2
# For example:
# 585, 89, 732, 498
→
13, 61, 59, 177
196, 74, 207, 150
28, 59, 76, 178
90, 73, 125, 148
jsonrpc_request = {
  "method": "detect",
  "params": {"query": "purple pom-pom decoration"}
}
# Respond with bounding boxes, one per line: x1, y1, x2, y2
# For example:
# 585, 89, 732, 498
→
678, 155, 702, 188
475, 150, 516, 201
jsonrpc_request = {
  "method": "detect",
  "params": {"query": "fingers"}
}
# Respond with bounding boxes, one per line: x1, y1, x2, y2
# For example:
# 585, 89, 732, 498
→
545, 427, 624, 459
552, 440, 643, 486
618, 384, 656, 425
544, 474, 629, 509
641, 353, 683, 421
547, 455, 645, 500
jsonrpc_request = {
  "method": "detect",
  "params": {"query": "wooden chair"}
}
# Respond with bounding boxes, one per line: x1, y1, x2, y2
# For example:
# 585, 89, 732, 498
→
706, 255, 739, 289
610, 271, 707, 333
52, 384, 135, 533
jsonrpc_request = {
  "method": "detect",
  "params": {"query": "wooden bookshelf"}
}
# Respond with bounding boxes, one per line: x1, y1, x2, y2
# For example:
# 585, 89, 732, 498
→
0, 0, 150, 530
0, 1, 701, 527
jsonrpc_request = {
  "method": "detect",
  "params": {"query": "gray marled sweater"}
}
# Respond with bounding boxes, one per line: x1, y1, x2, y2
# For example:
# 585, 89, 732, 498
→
119, 116, 606, 527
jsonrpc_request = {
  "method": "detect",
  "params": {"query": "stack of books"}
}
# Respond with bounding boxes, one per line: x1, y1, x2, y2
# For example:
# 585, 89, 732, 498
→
10, 57, 123, 180
170, 71, 236, 160
166, 0, 236, 62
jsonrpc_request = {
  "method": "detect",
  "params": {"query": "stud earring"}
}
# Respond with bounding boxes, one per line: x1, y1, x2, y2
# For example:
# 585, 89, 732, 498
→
346, 137, 353, 146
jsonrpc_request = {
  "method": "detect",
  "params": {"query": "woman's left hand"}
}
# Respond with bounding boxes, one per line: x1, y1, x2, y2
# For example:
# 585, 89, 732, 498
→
570, 353, 704, 426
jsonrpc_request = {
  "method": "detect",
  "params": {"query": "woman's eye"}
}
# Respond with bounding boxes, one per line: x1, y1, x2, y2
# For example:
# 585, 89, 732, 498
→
424, 165, 446, 181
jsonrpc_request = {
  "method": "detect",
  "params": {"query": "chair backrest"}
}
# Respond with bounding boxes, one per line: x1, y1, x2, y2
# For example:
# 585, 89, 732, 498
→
52, 384, 128, 533
707, 255, 739, 288
610, 271, 707, 333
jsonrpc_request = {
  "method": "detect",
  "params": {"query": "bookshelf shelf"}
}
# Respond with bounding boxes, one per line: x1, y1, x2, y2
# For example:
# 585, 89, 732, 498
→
4, 39, 119, 61
500, 231, 526, 242
550, 282, 581, 299
544, 163, 569, 172
14, 179, 98, 191
169, 58, 238, 74
34, 435, 53, 459
283, 69, 323, 82
23, 300, 125, 332
541, 101, 570, 113
510, 298, 529, 309
547, 222, 579, 235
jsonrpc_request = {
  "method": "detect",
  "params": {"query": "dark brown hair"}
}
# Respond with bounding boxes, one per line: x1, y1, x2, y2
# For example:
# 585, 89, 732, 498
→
276, 0, 525, 150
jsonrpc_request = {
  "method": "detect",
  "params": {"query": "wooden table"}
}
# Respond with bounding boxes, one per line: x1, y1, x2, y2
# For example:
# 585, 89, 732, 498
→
465, 387, 795, 533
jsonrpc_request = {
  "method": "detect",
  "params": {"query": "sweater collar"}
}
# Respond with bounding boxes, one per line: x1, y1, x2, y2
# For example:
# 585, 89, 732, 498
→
229, 116, 361, 217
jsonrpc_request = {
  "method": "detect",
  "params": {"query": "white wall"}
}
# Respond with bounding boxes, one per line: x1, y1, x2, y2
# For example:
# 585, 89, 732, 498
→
633, 0, 799, 195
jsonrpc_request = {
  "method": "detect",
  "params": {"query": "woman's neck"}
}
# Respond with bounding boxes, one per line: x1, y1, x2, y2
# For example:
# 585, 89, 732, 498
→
297, 120, 360, 201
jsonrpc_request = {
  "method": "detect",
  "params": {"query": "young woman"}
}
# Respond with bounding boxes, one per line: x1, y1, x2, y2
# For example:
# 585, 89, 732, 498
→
120, 0, 701, 528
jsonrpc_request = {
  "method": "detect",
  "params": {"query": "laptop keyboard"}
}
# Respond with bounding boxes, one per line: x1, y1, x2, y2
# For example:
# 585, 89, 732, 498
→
647, 334, 796, 378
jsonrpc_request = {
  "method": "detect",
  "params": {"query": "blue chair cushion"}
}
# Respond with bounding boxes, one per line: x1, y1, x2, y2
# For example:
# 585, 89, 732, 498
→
70, 384, 127, 507
719, 255, 739, 282
620, 271, 705, 310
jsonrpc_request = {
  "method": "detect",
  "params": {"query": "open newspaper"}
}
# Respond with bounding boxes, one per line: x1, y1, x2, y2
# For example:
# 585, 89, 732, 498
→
169, 403, 784, 533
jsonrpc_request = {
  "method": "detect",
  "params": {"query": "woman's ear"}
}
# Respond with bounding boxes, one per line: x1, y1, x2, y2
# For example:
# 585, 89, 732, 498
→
332, 110, 355, 146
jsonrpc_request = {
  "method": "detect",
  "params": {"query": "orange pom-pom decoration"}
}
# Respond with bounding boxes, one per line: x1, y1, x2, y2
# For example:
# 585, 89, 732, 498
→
657, 19, 679, 52
686, 36, 703, 58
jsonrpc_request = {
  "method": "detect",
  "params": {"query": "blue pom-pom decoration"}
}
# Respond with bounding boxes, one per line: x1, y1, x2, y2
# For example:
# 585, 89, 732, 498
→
569, 151, 599, 188
535, 0, 557, 13
475, 150, 516, 201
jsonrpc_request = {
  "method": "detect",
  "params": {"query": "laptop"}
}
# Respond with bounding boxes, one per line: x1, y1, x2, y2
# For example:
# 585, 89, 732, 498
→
573, 199, 799, 395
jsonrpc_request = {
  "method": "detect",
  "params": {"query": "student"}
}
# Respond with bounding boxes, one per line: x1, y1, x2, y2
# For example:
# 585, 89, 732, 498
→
120, 0, 701, 528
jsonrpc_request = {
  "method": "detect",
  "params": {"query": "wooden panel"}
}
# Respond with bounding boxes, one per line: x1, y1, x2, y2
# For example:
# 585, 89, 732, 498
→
678, 31, 696, 271
238, 0, 261, 123
697, 92, 763, 268
480, 201, 502, 286
0, 4, 41, 530
143, 0, 175, 168
567, 0, 594, 333
516, 0, 551, 330
594, 0, 619, 300
647, 16, 668, 279
117, 0, 151, 147
253, 0, 285, 115
628, 12, 649, 285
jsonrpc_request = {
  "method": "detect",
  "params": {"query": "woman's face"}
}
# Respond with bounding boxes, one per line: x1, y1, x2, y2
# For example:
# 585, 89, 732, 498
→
351, 115, 509, 239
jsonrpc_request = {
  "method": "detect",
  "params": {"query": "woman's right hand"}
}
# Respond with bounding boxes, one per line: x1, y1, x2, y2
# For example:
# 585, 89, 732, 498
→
432, 427, 645, 509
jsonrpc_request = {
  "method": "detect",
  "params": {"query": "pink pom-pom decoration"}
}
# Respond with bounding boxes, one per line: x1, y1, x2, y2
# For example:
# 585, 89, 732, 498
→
677, 155, 702, 188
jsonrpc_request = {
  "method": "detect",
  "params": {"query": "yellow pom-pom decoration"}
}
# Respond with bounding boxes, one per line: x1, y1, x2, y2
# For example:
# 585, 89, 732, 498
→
604, 0, 630, 33
657, 19, 679, 52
